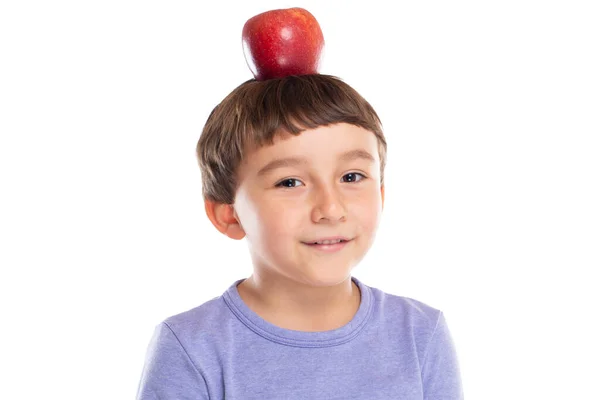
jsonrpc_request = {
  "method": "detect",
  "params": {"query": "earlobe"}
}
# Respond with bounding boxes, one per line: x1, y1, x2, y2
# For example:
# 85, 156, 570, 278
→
204, 200, 246, 240
380, 184, 385, 210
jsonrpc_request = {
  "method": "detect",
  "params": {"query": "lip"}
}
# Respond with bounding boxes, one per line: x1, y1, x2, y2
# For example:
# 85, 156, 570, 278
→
302, 236, 351, 244
301, 237, 353, 253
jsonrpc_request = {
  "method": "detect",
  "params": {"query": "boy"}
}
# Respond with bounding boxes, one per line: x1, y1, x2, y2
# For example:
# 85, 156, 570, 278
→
136, 74, 463, 399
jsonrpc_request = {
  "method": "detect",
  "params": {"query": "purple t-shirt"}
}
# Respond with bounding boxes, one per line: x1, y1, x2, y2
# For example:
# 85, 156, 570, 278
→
136, 276, 463, 399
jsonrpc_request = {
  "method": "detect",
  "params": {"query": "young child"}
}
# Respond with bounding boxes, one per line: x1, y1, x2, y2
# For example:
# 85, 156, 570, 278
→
136, 74, 463, 399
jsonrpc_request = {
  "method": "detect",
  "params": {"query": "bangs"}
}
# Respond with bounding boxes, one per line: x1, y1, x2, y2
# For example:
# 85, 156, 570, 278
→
237, 75, 383, 148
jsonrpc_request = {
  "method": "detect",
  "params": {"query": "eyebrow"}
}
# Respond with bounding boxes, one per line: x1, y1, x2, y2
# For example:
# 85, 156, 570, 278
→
256, 149, 376, 177
256, 157, 307, 177
339, 149, 376, 164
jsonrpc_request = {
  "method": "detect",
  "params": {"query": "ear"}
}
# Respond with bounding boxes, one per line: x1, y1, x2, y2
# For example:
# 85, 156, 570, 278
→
204, 200, 246, 240
380, 184, 385, 210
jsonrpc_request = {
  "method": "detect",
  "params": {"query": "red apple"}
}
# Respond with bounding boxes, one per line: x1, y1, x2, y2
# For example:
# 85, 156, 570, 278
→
242, 8, 325, 80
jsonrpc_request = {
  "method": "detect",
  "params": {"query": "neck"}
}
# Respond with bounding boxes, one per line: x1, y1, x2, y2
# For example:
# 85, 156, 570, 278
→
237, 272, 361, 332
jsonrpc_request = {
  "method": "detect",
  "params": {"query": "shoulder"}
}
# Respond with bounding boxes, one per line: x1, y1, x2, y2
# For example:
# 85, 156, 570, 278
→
142, 293, 238, 374
368, 283, 442, 326
362, 282, 447, 351
364, 282, 463, 397
159, 295, 229, 342
137, 300, 223, 399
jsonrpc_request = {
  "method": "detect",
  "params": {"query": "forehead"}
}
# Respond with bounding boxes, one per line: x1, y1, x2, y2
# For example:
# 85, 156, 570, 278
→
244, 123, 380, 167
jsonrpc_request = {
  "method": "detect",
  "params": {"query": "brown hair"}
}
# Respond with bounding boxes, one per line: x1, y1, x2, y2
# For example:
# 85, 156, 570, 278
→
196, 74, 387, 204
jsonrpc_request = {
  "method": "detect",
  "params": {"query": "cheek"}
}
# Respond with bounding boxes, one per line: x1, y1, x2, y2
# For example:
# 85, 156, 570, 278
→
350, 190, 383, 230
255, 199, 302, 239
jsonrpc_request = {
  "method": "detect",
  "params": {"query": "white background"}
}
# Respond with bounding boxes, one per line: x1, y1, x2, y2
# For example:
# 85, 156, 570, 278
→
1, 1, 599, 398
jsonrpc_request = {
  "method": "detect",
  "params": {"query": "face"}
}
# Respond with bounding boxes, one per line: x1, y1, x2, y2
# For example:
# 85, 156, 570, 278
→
232, 123, 384, 287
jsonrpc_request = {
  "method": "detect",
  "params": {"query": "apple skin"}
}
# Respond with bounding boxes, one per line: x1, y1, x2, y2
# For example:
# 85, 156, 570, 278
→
242, 8, 325, 80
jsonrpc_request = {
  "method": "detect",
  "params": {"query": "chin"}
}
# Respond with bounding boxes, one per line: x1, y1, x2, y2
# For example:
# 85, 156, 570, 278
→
298, 265, 357, 286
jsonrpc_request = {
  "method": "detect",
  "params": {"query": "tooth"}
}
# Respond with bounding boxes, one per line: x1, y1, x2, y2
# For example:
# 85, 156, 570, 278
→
315, 239, 342, 245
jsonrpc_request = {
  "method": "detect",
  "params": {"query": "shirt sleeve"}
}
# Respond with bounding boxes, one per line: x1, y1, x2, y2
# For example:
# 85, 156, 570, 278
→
136, 322, 210, 400
421, 312, 464, 400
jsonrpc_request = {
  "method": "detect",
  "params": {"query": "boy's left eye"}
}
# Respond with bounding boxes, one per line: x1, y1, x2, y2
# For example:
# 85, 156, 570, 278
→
342, 172, 366, 183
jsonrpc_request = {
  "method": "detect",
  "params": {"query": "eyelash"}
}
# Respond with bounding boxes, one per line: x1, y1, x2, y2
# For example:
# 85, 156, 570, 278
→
275, 172, 367, 188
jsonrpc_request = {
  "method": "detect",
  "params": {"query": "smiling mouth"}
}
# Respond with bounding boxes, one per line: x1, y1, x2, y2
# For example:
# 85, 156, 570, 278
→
301, 239, 352, 252
301, 238, 354, 246
308, 239, 346, 245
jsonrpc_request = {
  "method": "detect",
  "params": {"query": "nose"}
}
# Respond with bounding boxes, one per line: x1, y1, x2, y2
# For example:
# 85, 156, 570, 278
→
310, 183, 347, 223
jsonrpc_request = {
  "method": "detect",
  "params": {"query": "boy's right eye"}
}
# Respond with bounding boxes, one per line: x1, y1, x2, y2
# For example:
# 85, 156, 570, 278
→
275, 178, 303, 188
